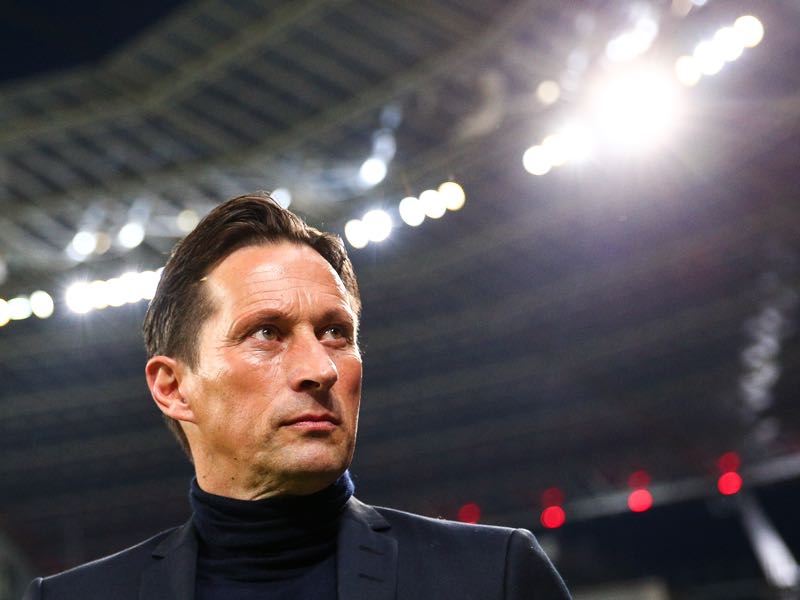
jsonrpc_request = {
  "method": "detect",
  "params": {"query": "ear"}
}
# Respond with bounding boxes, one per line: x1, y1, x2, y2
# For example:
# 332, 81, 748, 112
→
145, 356, 197, 424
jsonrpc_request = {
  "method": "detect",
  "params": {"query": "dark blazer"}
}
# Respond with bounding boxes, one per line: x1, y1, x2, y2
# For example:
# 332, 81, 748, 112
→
23, 497, 571, 599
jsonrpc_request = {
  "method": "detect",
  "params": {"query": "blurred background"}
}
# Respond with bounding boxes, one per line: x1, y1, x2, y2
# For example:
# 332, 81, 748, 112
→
0, 0, 798, 598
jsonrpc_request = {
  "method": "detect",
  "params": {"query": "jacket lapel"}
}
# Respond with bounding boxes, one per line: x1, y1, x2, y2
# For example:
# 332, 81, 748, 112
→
337, 498, 398, 600
136, 499, 397, 600
139, 520, 198, 600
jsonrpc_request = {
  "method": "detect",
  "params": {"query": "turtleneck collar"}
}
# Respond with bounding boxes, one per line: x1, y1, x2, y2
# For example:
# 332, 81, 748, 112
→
189, 471, 354, 582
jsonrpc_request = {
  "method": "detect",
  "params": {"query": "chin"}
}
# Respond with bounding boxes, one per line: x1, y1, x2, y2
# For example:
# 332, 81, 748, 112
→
276, 455, 350, 492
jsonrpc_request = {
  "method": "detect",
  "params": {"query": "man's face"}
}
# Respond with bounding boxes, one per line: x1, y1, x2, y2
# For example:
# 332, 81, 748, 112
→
179, 241, 362, 498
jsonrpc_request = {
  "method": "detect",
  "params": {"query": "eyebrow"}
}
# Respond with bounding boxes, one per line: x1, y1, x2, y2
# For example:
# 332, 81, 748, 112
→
228, 306, 357, 339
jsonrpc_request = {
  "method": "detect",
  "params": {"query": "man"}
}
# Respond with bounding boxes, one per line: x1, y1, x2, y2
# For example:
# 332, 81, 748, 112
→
25, 193, 571, 599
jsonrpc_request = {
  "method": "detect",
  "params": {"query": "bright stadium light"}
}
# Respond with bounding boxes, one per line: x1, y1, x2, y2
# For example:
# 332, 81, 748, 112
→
359, 157, 388, 186
89, 280, 109, 310
140, 270, 161, 300
361, 209, 393, 242
536, 80, 560, 105
119, 272, 144, 304
0, 299, 9, 327
675, 55, 702, 86
94, 232, 111, 255
104, 277, 128, 307
118, 222, 145, 249
71, 231, 97, 256
734, 15, 764, 48
419, 189, 447, 219
66, 282, 93, 314
559, 122, 594, 163
344, 219, 369, 249
399, 196, 426, 226
8, 296, 31, 320
693, 40, 724, 75
65, 268, 163, 314
522, 145, 551, 176
438, 182, 466, 211
713, 27, 744, 62
592, 67, 681, 152
605, 17, 659, 63
542, 134, 570, 167
271, 188, 292, 209
176, 209, 200, 233
29, 291, 54, 319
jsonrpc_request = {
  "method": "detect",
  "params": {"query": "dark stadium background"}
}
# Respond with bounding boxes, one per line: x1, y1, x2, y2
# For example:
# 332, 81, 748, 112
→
1, 1, 798, 598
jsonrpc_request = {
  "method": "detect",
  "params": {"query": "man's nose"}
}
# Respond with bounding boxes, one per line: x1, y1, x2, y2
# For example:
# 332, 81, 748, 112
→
288, 333, 339, 392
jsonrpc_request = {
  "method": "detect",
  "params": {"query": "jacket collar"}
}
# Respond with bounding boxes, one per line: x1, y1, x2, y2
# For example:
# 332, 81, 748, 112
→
138, 497, 397, 600
337, 497, 398, 600
140, 520, 198, 600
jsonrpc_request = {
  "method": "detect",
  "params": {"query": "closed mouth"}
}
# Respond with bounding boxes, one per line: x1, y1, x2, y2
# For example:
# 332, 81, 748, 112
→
282, 413, 340, 426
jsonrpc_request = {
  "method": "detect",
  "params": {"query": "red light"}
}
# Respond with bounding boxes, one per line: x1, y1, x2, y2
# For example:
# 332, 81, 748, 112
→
540, 506, 566, 529
718, 471, 743, 495
718, 451, 741, 473
541, 487, 565, 507
628, 489, 653, 513
457, 502, 481, 524
627, 470, 651, 489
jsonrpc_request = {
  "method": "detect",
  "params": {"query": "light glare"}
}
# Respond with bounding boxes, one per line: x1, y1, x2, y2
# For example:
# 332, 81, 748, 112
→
522, 145, 551, 176
71, 231, 97, 256
438, 182, 466, 211
140, 270, 161, 300
419, 189, 447, 219
559, 123, 594, 162
344, 219, 369, 249
8, 297, 32, 320
0, 299, 9, 326
118, 222, 145, 249
271, 188, 292, 209
359, 157, 388, 186
675, 55, 702, 86
536, 80, 560, 105
119, 272, 143, 304
94, 232, 111, 255
693, 41, 724, 75
592, 69, 680, 151
605, 18, 659, 63
30, 291, 54, 318
362, 209, 393, 242
65, 269, 162, 314
177, 209, 200, 233
734, 15, 764, 48
714, 27, 744, 62
398, 196, 425, 227
542, 134, 569, 167
66, 282, 93, 314
104, 278, 128, 307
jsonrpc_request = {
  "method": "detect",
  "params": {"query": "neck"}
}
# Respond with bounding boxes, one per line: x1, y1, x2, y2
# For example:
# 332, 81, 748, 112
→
193, 464, 343, 500
189, 471, 354, 582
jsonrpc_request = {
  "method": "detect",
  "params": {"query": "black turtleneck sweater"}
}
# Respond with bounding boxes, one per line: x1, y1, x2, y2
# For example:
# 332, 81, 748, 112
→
189, 472, 354, 600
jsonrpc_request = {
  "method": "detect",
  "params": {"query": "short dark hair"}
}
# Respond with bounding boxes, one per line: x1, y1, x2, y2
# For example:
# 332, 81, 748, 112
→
143, 192, 361, 459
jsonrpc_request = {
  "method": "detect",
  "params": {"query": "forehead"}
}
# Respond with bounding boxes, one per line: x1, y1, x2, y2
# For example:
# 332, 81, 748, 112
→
204, 242, 352, 313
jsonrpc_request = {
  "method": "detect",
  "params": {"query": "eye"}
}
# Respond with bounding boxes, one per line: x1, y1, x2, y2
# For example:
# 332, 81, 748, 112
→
322, 325, 352, 342
252, 325, 280, 342
324, 325, 344, 339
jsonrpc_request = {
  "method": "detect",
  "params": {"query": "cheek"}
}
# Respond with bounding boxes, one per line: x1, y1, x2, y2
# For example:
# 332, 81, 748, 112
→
193, 354, 280, 422
338, 356, 363, 409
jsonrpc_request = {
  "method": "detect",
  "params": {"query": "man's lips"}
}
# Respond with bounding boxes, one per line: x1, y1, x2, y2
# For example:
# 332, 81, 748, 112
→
282, 413, 340, 427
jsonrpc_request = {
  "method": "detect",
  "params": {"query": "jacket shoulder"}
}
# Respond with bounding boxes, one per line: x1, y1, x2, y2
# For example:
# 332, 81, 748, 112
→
367, 504, 571, 599
26, 526, 181, 600
373, 504, 516, 545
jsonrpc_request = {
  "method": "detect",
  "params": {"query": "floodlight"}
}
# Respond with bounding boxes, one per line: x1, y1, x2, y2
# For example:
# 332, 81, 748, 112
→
399, 196, 425, 226
362, 210, 393, 242
344, 219, 369, 249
